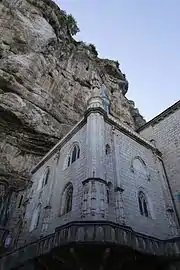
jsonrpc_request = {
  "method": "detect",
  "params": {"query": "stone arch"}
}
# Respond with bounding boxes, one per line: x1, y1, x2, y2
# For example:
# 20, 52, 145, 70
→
131, 156, 150, 180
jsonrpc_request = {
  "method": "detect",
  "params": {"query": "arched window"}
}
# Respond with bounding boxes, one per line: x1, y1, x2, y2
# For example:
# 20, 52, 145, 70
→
138, 191, 149, 217
107, 190, 109, 204
18, 195, 23, 208
43, 167, 50, 186
37, 174, 44, 191
61, 183, 73, 215
29, 204, 41, 232
37, 167, 50, 191
105, 144, 111, 155
68, 144, 80, 167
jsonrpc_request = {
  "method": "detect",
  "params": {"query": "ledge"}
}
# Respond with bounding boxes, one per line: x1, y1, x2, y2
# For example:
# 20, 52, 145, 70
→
0, 221, 180, 270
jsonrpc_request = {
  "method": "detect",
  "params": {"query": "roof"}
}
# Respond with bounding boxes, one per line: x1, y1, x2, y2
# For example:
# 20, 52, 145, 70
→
137, 100, 180, 132
31, 107, 161, 174
31, 117, 86, 174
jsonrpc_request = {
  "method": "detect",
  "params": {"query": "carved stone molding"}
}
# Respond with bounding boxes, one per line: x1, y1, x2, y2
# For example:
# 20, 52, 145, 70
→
1, 221, 180, 270
82, 178, 108, 219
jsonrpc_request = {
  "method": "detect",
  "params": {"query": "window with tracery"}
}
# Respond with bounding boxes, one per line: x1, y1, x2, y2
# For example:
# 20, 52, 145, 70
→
68, 144, 80, 167
29, 204, 41, 232
37, 167, 50, 191
131, 156, 150, 180
61, 183, 73, 215
138, 191, 149, 217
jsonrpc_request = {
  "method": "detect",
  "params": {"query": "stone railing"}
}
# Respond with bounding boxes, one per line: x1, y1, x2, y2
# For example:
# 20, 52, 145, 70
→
0, 221, 180, 270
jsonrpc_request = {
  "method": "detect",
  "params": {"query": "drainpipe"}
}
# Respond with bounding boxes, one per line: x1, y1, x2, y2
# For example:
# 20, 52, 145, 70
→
161, 158, 180, 228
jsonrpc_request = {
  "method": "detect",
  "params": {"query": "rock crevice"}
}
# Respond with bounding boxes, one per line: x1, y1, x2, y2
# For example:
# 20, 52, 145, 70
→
0, 0, 145, 187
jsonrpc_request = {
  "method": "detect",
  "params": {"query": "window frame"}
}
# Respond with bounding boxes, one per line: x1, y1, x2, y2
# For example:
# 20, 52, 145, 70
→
29, 203, 41, 232
37, 166, 50, 191
138, 191, 149, 218
67, 143, 80, 168
105, 144, 111, 155
60, 183, 73, 216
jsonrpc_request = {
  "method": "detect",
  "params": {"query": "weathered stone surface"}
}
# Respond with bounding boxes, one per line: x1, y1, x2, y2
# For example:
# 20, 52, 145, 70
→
0, 0, 145, 186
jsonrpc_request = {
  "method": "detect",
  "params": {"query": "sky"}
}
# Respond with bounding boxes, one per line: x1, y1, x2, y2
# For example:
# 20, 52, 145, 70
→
54, 0, 180, 120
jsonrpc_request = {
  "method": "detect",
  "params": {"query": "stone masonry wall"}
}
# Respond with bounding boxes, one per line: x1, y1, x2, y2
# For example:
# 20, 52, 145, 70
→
21, 124, 87, 244
104, 121, 177, 239
16, 109, 178, 247
139, 109, 180, 220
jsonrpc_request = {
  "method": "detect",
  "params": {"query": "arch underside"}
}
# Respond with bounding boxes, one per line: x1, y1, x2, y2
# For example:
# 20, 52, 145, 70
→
19, 244, 168, 270
1, 221, 179, 270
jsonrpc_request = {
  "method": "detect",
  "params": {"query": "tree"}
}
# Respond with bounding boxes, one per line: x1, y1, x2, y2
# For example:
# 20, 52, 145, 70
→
66, 14, 80, 36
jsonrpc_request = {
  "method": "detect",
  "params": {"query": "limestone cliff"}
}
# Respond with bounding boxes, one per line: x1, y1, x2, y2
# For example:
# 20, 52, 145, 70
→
0, 0, 145, 188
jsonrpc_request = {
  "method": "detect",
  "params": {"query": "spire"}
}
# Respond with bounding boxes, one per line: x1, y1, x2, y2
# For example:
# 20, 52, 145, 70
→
91, 72, 101, 96
100, 85, 110, 114
86, 72, 103, 110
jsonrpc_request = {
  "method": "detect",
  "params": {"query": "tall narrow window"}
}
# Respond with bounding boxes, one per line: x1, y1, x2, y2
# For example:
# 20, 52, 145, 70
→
105, 144, 111, 155
77, 146, 80, 159
61, 183, 73, 215
68, 156, 71, 167
72, 146, 77, 164
107, 190, 109, 204
18, 195, 23, 208
68, 144, 80, 167
65, 185, 73, 213
37, 167, 50, 191
37, 174, 44, 191
138, 191, 149, 217
43, 167, 50, 186
29, 204, 41, 232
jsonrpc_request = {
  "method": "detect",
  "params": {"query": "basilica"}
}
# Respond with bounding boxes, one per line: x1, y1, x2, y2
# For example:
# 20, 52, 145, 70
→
0, 83, 180, 269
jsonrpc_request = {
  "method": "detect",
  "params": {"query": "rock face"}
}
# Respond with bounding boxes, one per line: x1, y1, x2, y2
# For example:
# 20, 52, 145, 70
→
0, 0, 145, 188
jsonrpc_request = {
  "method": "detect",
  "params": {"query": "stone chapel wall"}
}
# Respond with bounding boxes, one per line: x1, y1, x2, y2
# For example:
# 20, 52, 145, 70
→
104, 122, 177, 239
21, 124, 87, 244
139, 109, 180, 221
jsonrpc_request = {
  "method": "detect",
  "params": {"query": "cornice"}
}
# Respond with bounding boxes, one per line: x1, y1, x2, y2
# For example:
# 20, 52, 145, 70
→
137, 100, 180, 132
32, 106, 162, 174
